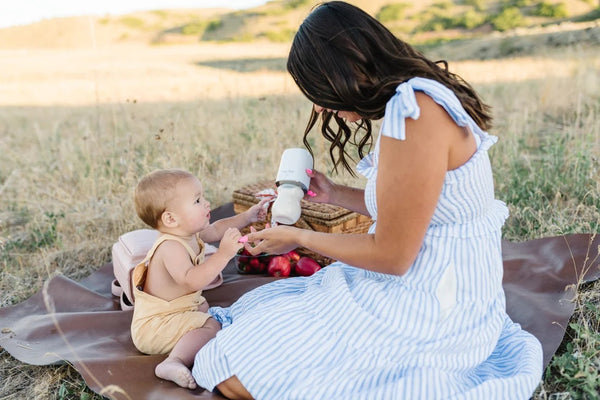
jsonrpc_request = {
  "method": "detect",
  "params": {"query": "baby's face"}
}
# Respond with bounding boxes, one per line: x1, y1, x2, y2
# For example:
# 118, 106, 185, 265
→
170, 177, 211, 233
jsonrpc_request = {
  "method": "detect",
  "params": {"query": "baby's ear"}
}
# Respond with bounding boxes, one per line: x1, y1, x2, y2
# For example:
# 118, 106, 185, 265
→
161, 211, 178, 228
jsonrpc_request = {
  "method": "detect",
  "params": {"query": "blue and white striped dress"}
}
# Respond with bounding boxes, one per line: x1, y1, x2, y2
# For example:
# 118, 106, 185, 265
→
192, 77, 543, 399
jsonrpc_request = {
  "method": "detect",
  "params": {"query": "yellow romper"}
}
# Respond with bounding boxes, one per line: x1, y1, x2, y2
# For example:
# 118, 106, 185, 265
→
130, 234, 211, 355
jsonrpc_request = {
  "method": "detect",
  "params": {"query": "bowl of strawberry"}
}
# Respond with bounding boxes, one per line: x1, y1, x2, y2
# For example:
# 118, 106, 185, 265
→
235, 249, 323, 277
235, 249, 272, 274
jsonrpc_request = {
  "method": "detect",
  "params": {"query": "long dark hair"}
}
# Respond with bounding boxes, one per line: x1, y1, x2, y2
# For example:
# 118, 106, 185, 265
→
287, 1, 492, 175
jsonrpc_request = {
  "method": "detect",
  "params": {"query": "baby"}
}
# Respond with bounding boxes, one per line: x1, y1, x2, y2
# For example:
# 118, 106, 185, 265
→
131, 168, 267, 389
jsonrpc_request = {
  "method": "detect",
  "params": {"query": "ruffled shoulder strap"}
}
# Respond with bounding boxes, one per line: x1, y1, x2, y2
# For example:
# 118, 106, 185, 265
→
380, 77, 487, 141
380, 80, 420, 140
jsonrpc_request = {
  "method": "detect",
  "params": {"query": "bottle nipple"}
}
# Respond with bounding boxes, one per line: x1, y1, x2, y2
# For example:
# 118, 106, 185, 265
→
271, 184, 304, 225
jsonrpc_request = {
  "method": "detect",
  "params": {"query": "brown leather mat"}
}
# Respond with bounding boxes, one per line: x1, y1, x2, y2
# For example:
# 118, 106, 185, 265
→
1, 203, 599, 400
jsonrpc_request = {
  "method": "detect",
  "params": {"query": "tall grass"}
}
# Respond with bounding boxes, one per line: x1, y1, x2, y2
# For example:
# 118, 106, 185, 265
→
0, 42, 599, 399
487, 49, 600, 241
482, 48, 600, 398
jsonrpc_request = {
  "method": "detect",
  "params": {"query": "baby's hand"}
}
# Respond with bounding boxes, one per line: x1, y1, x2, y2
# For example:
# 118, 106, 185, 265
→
218, 228, 243, 259
246, 198, 270, 223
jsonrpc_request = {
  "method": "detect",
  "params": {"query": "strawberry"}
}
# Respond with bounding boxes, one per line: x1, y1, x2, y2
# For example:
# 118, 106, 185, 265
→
258, 255, 272, 273
239, 248, 252, 256
267, 256, 291, 277
249, 257, 262, 273
237, 260, 251, 273
295, 257, 322, 276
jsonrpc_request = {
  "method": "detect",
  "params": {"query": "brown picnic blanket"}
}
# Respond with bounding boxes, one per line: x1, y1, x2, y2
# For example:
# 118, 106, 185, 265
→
1, 203, 599, 400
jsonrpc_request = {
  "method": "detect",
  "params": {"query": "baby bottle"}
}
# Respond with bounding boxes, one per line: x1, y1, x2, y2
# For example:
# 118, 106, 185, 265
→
271, 148, 313, 225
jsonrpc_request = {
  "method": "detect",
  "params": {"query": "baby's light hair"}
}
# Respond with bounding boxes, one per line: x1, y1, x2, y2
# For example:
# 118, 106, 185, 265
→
134, 169, 195, 228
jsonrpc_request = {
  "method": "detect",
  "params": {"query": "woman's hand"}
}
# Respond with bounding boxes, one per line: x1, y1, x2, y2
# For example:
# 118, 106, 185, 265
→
305, 169, 337, 204
244, 225, 300, 256
307, 168, 368, 215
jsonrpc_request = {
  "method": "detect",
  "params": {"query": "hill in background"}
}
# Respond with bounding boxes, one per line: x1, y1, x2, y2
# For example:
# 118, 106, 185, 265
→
0, 0, 598, 60
0, 8, 230, 49
192, 0, 599, 44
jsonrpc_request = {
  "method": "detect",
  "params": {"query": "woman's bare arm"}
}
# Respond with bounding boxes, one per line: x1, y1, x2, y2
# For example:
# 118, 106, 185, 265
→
248, 94, 472, 276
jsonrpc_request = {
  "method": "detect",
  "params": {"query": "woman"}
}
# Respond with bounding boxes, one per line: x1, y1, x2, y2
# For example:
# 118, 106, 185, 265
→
192, 2, 543, 399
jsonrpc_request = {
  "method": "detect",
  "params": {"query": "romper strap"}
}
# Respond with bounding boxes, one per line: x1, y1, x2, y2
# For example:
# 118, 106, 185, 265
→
141, 234, 200, 265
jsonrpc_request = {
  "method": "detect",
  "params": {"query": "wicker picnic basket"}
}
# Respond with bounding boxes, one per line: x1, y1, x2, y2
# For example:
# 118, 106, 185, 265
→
232, 180, 373, 266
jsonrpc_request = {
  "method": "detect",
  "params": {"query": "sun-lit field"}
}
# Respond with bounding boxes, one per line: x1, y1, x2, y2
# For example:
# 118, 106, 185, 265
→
0, 35, 599, 398
0, 42, 295, 106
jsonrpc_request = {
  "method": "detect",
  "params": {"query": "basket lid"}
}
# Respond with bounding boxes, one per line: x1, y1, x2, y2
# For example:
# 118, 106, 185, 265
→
233, 180, 353, 221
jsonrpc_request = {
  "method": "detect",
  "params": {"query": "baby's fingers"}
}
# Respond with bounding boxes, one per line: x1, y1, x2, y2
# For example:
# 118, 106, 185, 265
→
257, 197, 270, 208
224, 227, 241, 240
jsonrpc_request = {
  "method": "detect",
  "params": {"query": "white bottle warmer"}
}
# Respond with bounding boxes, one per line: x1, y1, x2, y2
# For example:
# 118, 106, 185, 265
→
271, 148, 313, 225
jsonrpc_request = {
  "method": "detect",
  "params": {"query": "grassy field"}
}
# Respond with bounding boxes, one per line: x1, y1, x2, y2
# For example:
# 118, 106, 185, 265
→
1, 29, 599, 400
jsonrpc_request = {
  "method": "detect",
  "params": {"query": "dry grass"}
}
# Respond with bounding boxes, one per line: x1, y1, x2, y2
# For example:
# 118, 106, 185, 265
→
0, 33, 599, 399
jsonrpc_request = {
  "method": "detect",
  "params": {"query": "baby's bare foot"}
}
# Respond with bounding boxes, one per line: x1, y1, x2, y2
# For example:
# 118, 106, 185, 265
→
155, 357, 197, 389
